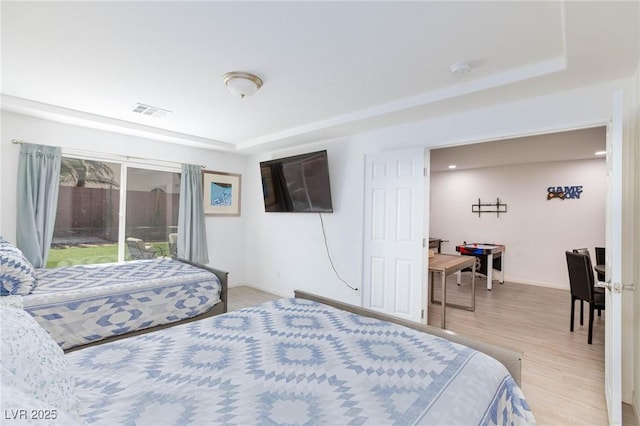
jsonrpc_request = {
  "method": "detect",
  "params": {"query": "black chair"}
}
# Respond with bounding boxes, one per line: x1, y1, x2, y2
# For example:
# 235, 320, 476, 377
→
595, 247, 606, 281
572, 247, 590, 258
565, 251, 605, 344
573, 248, 605, 303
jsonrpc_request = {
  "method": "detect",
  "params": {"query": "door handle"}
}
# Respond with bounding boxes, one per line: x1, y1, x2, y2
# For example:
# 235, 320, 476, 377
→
596, 281, 637, 293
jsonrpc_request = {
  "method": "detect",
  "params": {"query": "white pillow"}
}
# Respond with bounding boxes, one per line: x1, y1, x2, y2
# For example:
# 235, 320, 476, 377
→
0, 241, 37, 295
0, 295, 24, 309
0, 386, 84, 426
0, 305, 80, 418
0, 239, 21, 255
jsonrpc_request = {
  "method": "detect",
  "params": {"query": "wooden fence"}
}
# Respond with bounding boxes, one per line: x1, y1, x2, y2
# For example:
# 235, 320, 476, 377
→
53, 187, 179, 243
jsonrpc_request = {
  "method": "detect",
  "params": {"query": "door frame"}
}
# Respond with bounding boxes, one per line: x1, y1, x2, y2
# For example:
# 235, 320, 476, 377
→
423, 92, 631, 421
603, 90, 624, 425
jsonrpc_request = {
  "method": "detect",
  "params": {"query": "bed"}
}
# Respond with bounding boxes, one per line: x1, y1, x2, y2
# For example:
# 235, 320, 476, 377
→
7, 292, 533, 425
0, 292, 534, 425
0, 238, 227, 351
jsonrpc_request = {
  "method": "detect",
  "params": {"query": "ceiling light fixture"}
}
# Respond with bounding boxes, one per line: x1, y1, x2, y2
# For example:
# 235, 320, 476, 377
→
594, 150, 606, 156
448, 164, 457, 169
223, 71, 263, 99
450, 62, 471, 74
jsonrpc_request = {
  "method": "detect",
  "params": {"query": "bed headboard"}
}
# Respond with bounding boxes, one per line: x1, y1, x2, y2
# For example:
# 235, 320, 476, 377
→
293, 290, 522, 386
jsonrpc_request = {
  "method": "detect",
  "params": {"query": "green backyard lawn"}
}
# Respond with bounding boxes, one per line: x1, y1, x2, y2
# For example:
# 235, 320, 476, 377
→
47, 242, 169, 268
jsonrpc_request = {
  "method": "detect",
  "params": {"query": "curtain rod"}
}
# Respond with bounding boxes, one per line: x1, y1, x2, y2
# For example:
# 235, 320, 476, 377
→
11, 139, 206, 169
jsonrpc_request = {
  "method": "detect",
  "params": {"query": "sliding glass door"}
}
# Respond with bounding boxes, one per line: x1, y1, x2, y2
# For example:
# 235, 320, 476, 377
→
49, 157, 180, 267
124, 167, 181, 261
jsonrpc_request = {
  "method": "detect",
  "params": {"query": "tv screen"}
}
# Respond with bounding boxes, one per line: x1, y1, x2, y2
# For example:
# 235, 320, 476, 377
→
260, 150, 333, 213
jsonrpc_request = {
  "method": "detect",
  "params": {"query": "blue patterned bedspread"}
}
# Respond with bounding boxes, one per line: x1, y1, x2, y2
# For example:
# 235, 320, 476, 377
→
24, 259, 221, 350
66, 298, 535, 425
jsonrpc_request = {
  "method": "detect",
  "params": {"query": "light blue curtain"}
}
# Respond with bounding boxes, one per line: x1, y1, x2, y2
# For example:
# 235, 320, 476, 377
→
177, 164, 209, 264
16, 143, 62, 268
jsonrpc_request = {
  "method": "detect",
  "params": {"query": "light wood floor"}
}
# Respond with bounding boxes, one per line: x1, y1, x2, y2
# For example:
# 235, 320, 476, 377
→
228, 281, 638, 426
227, 285, 282, 312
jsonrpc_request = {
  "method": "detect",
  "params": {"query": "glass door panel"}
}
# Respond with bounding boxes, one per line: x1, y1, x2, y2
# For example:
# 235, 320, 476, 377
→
48, 158, 121, 267
124, 167, 180, 261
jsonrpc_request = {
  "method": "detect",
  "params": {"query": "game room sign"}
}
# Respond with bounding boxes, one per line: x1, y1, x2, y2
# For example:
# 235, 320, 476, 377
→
547, 185, 583, 200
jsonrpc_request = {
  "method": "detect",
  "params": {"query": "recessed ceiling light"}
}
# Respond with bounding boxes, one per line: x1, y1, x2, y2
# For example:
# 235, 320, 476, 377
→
594, 150, 606, 156
448, 164, 457, 169
450, 62, 471, 74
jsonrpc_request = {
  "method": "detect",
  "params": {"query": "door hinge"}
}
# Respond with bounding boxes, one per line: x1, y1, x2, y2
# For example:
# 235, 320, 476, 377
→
422, 238, 426, 248
421, 309, 424, 319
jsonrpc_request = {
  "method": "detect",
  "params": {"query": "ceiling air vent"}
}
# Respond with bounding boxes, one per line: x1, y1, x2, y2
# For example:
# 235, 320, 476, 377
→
132, 103, 172, 118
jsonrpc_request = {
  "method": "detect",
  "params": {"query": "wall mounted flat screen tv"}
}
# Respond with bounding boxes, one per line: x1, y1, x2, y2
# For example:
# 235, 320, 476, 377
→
260, 150, 333, 213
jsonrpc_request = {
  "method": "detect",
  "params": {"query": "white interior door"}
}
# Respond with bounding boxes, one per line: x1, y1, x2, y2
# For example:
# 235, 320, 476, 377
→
603, 91, 623, 426
362, 148, 425, 323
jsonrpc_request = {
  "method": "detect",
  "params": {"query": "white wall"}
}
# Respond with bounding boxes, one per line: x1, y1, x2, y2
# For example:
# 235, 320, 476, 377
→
0, 111, 248, 285
1, 75, 637, 411
243, 79, 628, 301
430, 159, 606, 289
252, 73, 640, 408
242, 77, 637, 405
621, 63, 639, 408
0, 116, 3, 235
632, 60, 640, 422
243, 140, 367, 304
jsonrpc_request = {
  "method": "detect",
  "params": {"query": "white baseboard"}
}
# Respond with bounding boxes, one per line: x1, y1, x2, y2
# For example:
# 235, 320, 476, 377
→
461, 270, 569, 290
503, 276, 568, 290
239, 278, 568, 295
232, 281, 290, 299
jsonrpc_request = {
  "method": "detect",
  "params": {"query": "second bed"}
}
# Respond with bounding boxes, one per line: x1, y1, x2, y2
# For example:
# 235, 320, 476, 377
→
23, 257, 227, 350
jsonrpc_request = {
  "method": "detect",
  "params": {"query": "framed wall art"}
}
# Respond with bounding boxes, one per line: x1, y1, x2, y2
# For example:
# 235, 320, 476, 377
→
202, 170, 241, 216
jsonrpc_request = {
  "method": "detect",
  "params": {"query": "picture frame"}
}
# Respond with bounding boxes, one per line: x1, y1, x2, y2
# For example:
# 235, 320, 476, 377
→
202, 170, 241, 216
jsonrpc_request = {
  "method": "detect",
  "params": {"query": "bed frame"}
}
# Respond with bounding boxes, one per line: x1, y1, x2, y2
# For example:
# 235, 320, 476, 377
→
64, 258, 228, 353
175, 257, 228, 315
294, 290, 522, 386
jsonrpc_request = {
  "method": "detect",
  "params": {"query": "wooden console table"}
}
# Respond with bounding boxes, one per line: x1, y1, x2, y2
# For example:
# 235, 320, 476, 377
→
429, 254, 476, 329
